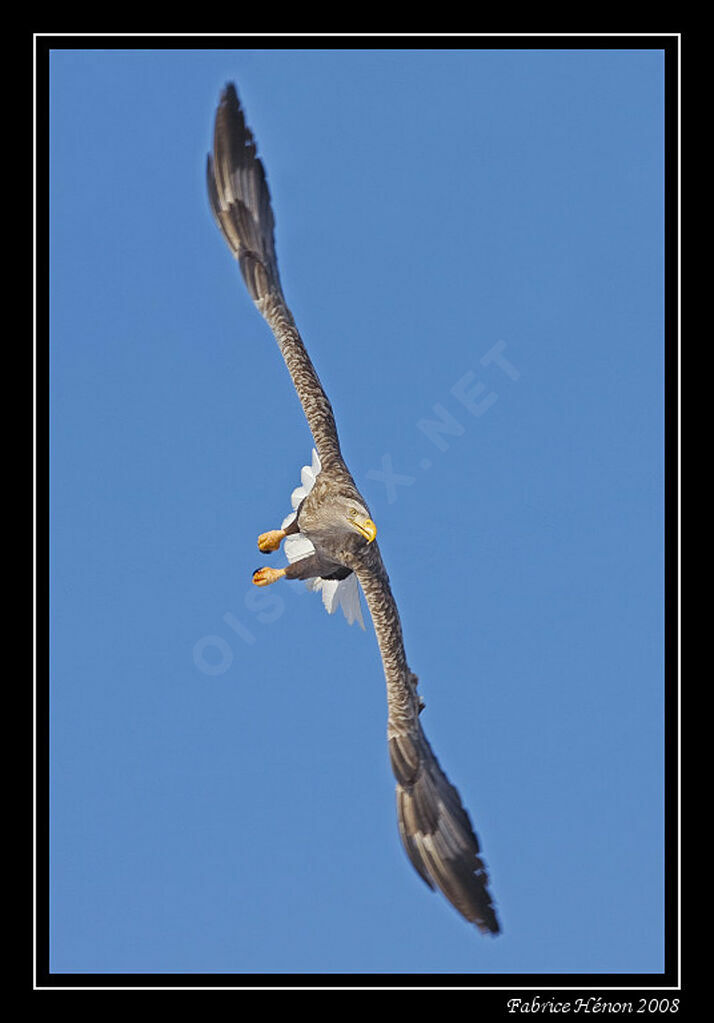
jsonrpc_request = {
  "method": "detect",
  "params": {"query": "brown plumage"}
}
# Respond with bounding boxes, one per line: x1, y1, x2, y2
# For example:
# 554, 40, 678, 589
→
207, 82, 500, 934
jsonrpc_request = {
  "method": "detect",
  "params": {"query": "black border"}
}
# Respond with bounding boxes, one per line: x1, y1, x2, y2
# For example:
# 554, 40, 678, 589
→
38, 32, 681, 997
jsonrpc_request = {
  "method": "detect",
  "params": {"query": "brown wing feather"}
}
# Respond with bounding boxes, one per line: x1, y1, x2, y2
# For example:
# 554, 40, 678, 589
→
207, 83, 343, 467
355, 546, 501, 934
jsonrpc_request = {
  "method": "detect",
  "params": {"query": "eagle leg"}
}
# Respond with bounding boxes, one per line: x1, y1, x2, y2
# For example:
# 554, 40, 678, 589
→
283, 551, 338, 582
257, 516, 300, 553
253, 550, 335, 586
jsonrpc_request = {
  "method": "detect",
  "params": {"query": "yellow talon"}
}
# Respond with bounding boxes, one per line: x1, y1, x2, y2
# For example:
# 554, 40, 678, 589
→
257, 529, 286, 553
252, 566, 286, 587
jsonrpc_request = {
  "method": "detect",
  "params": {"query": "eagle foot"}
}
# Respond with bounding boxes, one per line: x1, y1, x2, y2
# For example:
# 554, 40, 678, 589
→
252, 566, 286, 587
257, 529, 286, 553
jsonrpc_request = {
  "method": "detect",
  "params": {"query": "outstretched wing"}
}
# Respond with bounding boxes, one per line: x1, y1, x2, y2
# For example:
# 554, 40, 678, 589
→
207, 83, 343, 468
355, 548, 501, 934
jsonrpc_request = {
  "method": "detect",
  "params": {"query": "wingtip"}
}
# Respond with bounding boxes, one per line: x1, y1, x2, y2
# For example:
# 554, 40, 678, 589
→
478, 918, 502, 937
220, 81, 239, 106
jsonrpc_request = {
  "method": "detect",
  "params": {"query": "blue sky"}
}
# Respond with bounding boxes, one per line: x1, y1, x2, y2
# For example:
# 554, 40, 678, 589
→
49, 47, 666, 976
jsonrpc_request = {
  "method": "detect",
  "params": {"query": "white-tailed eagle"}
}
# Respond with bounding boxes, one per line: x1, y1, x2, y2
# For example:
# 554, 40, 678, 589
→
207, 84, 500, 934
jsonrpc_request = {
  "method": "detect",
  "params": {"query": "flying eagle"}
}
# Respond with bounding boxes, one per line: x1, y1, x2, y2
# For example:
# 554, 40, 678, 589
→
206, 83, 500, 935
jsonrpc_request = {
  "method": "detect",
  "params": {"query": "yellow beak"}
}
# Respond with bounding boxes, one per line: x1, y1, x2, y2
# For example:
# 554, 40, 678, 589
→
350, 516, 377, 543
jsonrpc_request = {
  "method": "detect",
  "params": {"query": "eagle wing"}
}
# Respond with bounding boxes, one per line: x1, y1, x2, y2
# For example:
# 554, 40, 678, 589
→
356, 547, 500, 934
206, 84, 343, 469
